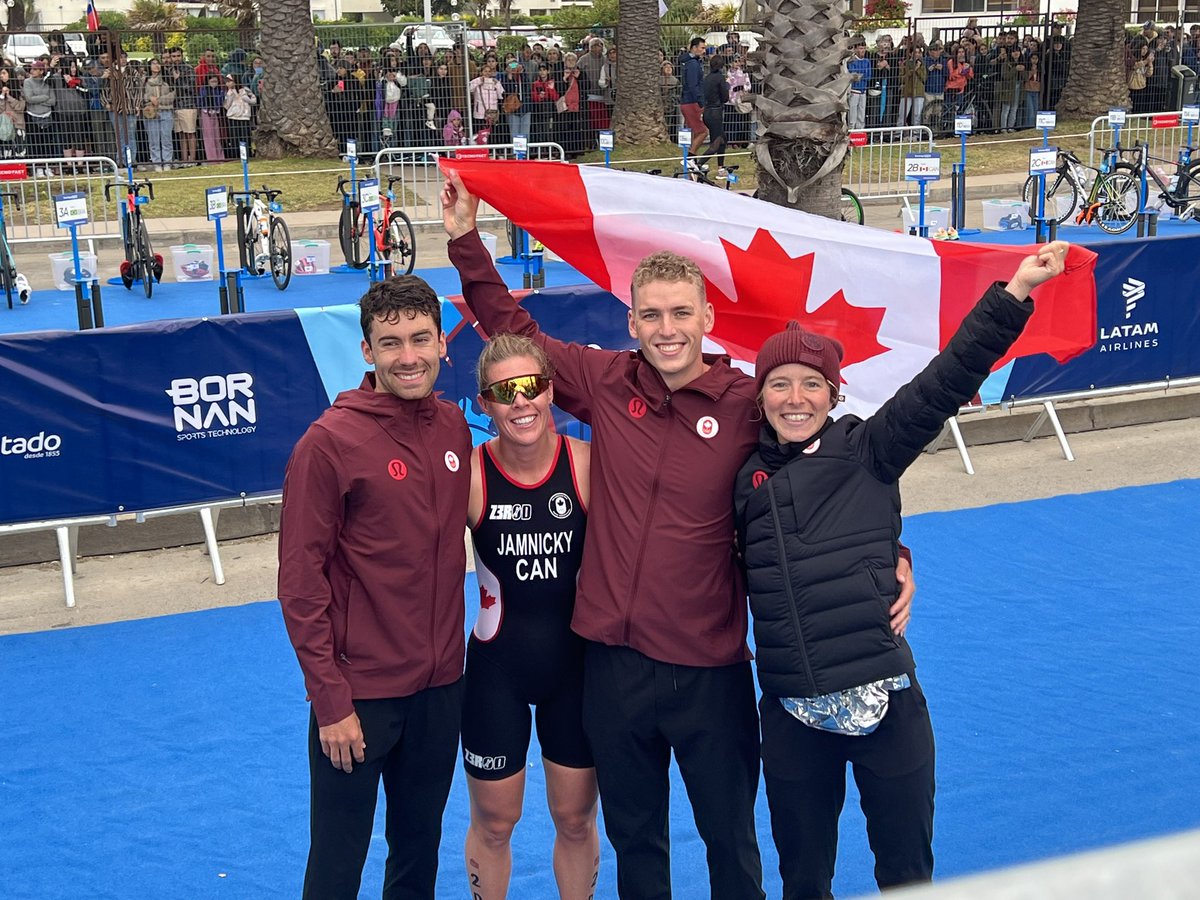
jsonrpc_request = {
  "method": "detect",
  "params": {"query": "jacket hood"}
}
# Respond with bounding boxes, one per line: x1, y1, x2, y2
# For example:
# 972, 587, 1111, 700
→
230, 48, 247, 63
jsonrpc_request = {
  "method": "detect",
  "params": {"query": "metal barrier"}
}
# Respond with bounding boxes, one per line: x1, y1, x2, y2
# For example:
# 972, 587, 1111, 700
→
843, 126, 935, 200
1088, 114, 1194, 169
373, 143, 565, 227
2, 156, 123, 244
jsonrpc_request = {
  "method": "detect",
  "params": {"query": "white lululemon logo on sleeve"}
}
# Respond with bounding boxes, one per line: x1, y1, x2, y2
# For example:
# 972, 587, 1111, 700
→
445, 451, 460, 472
696, 416, 719, 439
802, 439, 821, 455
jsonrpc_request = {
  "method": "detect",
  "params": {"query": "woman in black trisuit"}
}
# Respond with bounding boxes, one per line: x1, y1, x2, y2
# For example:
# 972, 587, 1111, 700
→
462, 332, 598, 900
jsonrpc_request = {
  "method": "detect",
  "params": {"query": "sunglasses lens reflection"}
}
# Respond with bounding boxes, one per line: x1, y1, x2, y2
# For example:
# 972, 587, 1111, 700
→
485, 375, 550, 404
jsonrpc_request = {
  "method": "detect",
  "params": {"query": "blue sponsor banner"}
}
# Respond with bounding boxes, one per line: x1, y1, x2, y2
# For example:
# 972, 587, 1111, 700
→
0, 311, 330, 524
1005, 234, 1200, 398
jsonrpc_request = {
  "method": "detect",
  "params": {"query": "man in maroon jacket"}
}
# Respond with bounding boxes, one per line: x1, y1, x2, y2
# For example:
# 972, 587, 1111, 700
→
278, 276, 471, 899
441, 172, 914, 899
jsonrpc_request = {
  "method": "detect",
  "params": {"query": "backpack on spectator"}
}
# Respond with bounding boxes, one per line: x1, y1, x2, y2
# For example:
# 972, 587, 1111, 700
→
503, 92, 521, 114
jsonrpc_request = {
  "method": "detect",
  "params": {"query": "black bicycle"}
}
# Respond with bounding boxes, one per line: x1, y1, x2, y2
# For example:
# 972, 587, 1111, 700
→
1090, 141, 1200, 234
104, 178, 160, 298
0, 190, 22, 307
673, 161, 740, 189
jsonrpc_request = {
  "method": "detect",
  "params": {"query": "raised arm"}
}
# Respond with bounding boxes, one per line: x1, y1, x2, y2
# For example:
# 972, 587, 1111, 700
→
442, 169, 615, 423
860, 241, 1070, 482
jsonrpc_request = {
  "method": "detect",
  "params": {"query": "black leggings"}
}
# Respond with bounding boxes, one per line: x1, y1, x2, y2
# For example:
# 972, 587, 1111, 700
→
698, 106, 726, 169
759, 680, 936, 900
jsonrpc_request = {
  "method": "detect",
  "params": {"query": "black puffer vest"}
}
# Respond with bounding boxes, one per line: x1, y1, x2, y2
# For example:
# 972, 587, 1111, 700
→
735, 283, 1032, 698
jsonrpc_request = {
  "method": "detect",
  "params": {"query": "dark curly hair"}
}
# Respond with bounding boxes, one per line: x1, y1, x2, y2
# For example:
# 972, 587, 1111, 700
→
359, 275, 442, 341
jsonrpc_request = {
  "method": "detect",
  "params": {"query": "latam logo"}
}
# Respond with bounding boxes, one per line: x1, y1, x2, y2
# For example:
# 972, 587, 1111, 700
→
166, 373, 258, 440
489, 503, 532, 521
1, 431, 62, 459
1122, 277, 1145, 319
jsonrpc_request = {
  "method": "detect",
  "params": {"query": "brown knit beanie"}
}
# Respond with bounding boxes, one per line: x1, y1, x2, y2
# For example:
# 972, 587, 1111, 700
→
754, 320, 844, 396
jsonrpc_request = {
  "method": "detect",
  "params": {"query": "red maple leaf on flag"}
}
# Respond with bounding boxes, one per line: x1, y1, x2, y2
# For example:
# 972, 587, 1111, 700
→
479, 586, 498, 610
704, 229, 890, 379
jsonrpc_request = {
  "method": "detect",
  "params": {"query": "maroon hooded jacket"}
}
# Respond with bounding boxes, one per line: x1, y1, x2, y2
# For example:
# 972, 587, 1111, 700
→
450, 230, 756, 667
278, 374, 471, 726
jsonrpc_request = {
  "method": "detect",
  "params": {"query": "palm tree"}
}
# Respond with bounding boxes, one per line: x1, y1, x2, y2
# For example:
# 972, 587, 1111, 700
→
218, 0, 259, 53
1055, 1, 1129, 118
612, 0, 668, 145
6, 0, 39, 31
256, 0, 336, 158
127, 0, 186, 58
753, 0, 851, 219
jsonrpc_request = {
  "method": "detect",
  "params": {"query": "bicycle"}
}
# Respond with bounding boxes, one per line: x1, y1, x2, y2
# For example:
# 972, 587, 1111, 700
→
104, 177, 161, 299
377, 175, 417, 276
237, 184, 293, 291
1089, 141, 1200, 235
336, 175, 417, 275
840, 187, 865, 225
0, 190, 30, 307
1020, 149, 1099, 226
336, 175, 368, 269
673, 161, 741, 189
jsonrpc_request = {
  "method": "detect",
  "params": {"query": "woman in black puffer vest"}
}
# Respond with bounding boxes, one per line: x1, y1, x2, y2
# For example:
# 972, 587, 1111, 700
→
734, 242, 1072, 900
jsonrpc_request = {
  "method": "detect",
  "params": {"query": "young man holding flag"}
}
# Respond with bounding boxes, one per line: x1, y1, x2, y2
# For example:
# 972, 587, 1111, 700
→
441, 171, 914, 899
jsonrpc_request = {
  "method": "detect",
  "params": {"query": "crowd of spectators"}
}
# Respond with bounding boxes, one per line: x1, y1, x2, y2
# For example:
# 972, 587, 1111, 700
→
1, 20, 1197, 172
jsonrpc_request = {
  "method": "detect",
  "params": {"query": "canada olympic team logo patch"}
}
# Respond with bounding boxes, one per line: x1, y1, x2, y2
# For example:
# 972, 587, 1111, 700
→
696, 416, 719, 439
548, 492, 573, 519
388, 459, 407, 481
445, 451, 460, 472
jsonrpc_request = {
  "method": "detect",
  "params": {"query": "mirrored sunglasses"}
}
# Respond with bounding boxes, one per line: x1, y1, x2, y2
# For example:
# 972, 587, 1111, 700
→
481, 374, 551, 405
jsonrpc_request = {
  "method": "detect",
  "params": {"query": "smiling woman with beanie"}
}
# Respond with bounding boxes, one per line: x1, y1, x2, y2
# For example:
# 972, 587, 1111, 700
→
733, 242, 1072, 900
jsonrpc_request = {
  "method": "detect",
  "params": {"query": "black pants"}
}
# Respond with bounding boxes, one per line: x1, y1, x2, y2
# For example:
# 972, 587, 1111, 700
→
582, 642, 765, 900
759, 680, 936, 900
698, 106, 726, 169
302, 678, 464, 900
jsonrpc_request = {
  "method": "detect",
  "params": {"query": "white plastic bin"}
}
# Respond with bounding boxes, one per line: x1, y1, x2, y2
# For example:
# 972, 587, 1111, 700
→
169, 244, 215, 282
48, 251, 98, 291
478, 231, 499, 262
901, 205, 949, 234
982, 199, 1029, 231
291, 239, 330, 276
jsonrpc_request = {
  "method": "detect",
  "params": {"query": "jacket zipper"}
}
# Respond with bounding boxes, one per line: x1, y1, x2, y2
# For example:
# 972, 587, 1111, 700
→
622, 391, 672, 645
421, 421, 439, 689
768, 484, 815, 691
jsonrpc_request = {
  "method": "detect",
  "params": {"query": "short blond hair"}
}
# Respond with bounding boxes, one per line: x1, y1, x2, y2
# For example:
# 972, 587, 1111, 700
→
476, 333, 555, 393
630, 251, 706, 307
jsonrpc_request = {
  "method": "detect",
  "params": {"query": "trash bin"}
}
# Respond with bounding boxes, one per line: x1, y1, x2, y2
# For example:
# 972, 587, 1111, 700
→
1171, 65, 1197, 110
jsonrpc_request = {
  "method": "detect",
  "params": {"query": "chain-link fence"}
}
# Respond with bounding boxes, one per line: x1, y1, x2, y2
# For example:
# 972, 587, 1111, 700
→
0, 16, 1193, 171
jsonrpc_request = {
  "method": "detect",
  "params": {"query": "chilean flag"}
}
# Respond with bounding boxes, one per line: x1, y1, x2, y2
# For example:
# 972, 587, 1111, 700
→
440, 158, 1097, 418
86, 2, 100, 31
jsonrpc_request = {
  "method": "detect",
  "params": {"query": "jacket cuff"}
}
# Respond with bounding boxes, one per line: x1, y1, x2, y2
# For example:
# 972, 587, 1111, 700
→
312, 682, 355, 728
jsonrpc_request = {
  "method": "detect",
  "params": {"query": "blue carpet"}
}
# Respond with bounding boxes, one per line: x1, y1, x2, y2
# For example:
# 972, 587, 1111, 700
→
958, 217, 1200, 246
2, 480, 1198, 899
0, 258, 587, 337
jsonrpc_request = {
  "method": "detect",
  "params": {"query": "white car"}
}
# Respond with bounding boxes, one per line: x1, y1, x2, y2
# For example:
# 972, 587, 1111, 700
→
703, 30, 764, 53
391, 25, 457, 53
62, 32, 89, 57
3, 33, 51, 65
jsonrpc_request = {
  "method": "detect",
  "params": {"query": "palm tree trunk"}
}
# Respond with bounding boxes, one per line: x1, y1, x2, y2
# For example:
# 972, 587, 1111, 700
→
754, 0, 851, 219
1055, 0, 1130, 118
612, 0, 667, 145
256, 0, 336, 158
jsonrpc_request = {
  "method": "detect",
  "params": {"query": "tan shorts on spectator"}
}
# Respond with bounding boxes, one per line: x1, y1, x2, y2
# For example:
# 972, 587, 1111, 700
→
174, 108, 198, 134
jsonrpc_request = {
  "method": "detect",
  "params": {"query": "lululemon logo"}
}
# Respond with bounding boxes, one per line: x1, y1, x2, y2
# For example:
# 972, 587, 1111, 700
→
696, 416, 719, 439
388, 459, 408, 480
628, 397, 647, 419
802, 439, 821, 455
445, 451, 460, 472
752, 470, 768, 488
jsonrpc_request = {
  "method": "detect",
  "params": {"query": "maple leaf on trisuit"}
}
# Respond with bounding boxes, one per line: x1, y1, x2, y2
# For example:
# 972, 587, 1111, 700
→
704, 229, 890, 380
479, 586, 497, 610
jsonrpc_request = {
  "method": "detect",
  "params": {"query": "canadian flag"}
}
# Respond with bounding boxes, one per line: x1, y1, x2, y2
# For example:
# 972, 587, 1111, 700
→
440, 159, 1097, 417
